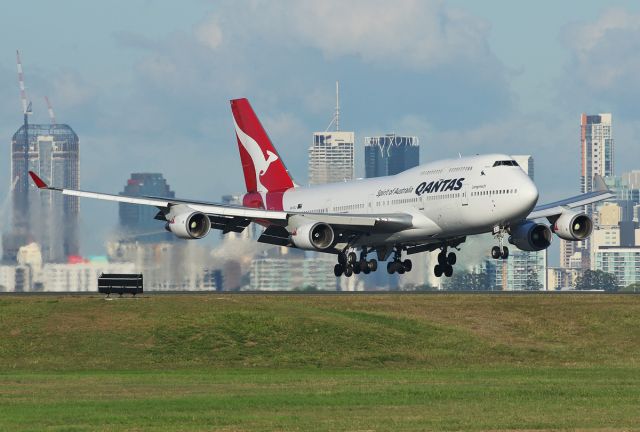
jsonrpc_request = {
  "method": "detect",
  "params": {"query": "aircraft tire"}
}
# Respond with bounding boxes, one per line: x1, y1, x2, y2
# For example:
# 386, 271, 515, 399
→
344, 266, 353, 277
368, 259, 378, 272
348, 252, 358, 265
491, 246, 501, 259
444, 265, 453, 277
447, 252, 457, 265
387, 261, 395, 274
403, 259, 412, 272
333, 264, 343, 277
434, 264, 443, 277
501, 246, 509, 259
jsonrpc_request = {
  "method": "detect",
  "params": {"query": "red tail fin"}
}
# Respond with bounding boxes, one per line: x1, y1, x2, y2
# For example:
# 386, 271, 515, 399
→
230, 99, 294, 196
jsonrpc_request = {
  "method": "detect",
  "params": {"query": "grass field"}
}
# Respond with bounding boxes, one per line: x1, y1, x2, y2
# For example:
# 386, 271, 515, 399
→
1, 294, 639, 431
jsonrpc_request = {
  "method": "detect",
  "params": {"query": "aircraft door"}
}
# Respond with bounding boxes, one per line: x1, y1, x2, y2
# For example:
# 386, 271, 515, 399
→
460, 185, 469, 206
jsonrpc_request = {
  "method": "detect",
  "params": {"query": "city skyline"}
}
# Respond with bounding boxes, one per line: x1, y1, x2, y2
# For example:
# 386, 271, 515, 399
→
2, 1, 640, 261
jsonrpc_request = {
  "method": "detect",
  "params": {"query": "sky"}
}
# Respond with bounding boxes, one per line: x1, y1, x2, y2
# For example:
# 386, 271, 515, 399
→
1, 0, 640, 258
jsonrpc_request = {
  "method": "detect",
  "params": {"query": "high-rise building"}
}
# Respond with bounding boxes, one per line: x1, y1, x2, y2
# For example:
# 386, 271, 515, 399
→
308, 131, 355, 185
581, 113, 614, 195
308, 82, 354, 185
118, 173, 175, 243
364, 134, 419, 178
3, 124, 79, 263
562, 114, 614, 270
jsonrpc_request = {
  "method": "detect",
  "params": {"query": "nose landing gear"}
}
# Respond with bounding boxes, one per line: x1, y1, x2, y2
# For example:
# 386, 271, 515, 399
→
491, 226, 510, 259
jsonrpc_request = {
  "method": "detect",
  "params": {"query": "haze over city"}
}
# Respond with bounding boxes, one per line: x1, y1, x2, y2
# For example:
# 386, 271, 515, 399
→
2, 0, 640, 259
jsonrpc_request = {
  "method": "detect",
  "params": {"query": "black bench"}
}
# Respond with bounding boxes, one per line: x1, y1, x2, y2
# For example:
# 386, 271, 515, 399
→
98, 273, 143, 296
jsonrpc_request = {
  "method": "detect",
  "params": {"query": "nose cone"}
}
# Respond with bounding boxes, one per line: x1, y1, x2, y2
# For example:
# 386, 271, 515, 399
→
522, 177, 539, 212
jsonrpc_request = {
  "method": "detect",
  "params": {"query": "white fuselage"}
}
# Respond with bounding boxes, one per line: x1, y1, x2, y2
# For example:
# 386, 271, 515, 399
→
281, 154, 539, 247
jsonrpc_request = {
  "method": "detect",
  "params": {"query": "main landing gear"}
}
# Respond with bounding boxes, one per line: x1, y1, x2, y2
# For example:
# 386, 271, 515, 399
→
386, 247, 412, 275
433, 247, 456, 278
490, 226, 509, 259
334, 247, 378, 277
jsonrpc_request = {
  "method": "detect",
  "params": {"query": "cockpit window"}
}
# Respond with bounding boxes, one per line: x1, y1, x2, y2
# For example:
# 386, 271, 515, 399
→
492, 160, 519, 167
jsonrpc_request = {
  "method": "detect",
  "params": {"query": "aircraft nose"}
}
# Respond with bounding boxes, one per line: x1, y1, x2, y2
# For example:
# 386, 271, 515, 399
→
523, 178, 539, 210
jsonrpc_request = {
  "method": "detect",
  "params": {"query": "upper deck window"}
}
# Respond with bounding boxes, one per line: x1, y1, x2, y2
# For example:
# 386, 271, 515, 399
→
492, 160, 519, 167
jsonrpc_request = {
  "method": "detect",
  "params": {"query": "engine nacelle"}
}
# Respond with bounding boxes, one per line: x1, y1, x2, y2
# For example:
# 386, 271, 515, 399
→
552, 211, 593, 241
509, 221, 552, 252
290, 221, 335, 251
166, 207, 211, 239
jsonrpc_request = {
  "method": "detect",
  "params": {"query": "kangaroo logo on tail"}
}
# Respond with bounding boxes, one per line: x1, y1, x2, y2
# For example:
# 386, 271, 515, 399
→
233, 119, 279, 200
230, 98, 295, 209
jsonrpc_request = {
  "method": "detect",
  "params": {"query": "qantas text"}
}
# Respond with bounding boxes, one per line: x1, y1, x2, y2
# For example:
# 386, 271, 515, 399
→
415, 178, 465, 196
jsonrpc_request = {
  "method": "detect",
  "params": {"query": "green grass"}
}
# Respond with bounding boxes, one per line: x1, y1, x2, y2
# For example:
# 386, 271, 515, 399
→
1, 294, 639, 430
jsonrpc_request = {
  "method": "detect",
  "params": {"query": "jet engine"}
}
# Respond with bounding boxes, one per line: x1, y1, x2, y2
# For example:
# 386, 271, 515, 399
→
165, 207, 211, 239
508, 221, 552, 252
552, 210, 593, 241
290, 221, 335, 251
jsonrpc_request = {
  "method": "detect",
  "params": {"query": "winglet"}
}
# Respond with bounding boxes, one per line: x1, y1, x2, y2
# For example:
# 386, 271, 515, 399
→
29, 171, 48, 189
593, 174, 609, 193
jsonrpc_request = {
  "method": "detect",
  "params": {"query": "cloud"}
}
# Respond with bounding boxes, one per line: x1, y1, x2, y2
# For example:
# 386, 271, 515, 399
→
195, 16, 223, 51
560, 8, 640, 117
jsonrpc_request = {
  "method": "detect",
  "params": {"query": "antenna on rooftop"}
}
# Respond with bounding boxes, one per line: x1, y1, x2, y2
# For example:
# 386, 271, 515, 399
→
45, 96, 57, 126
325, 81, 341, 132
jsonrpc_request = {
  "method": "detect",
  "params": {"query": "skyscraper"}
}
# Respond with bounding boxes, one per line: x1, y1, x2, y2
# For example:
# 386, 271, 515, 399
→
581, 113, 614, 195
563, 113, 615, 270
308, 82, 355, 186
118, 173, 175, 243
308, 132, 355, 185
364, 134, 419, 178
3, 124, 79, 263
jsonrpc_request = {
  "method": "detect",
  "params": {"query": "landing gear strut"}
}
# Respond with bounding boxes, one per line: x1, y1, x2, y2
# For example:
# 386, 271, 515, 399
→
335, 247, 378, 277
433, 246, 456, 278
491, 226, 509, 259
386, 247, 412, 275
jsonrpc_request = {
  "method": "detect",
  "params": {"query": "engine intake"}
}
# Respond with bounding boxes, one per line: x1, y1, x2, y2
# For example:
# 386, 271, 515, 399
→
552, 211, 592, 241
290, 221, 335, 251
509, 221, 552, 252
166, 207, 211, 239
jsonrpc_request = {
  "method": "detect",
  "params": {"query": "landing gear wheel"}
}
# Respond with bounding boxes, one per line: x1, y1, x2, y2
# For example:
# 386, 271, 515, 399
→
353, 263, 361, 275
491, 246, 501, 259
447, 252, 457, 265
368, 259, 378, 272
344, 266, 353, 277
434, 264, 443, 277
397, 265, 405, 274
444, 265, 453, 277
338, 252, 347, 265
387, 261, 395, 274
438, 252, 447, 266
347, 252, 357, 265
403, 259, 412, 272
358, 259, 368, 272
363, 266, 371, 275
333, 264, 343, 277
501, 246, 509, 259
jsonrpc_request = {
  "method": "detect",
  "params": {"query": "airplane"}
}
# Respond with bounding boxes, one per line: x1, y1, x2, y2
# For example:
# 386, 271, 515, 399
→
29, 98, 614, 278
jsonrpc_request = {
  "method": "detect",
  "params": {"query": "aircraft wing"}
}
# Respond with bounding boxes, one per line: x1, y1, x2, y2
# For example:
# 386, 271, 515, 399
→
526, 174, 615, 221
28, 171, 412, 233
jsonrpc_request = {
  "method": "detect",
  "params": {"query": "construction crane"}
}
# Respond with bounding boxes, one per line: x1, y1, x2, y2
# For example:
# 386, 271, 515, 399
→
45, 96, 56, 126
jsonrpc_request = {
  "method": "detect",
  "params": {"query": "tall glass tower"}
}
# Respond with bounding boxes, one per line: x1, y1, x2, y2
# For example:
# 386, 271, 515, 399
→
118, 173, 175, 243
4, 124, 79, 263
364, 134, 419, 178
